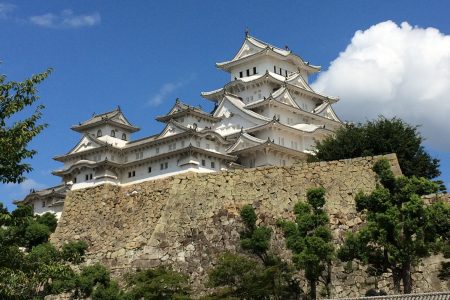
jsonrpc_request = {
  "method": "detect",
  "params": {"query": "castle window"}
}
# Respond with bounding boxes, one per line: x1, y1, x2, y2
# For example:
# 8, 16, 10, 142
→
165, 162, 168, 169
85, 174, 89, 181
122, 133, 127, 141
246, 69, 250, 76
111, 130, 115, 137
73, 177, 77, 183
128, 171, 136, 178
148, 166, 152, 173
239, 71, 243, 78
42, 200, 46, 207
274, 65, 276, 73
160, 163, 164, 170
97, 129, 102, 137
211, 161, 215, 169
253, 67, 256, 74
202, 159, 206, 166
285, 70, 288, 77
196, 141, 200, 147
89, 174, 93, 180
279, 67, 282, 75
156, 147, 159, 154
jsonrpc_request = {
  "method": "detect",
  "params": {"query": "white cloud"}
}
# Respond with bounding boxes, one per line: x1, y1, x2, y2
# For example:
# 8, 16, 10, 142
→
148, 74, 197, 106
312, 21, 450, 151
30, 9, 100, 29
0, 2, 15, 19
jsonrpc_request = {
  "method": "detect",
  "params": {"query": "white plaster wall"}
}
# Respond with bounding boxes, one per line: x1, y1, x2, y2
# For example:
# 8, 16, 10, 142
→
31, 198, 63, 219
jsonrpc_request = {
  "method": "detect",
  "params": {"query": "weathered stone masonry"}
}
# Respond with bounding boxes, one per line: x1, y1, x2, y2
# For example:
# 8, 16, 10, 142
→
51, 154, 449, 297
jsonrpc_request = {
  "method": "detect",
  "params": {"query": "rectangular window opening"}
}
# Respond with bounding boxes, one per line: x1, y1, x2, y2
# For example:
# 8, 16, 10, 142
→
253, 67, 256, 74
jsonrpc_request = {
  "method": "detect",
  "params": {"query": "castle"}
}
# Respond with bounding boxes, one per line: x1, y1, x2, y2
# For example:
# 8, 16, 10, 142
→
18, 33, 342, 215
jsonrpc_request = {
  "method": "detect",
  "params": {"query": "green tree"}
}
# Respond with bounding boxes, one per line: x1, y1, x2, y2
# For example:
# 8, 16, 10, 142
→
125, 266, 190, 300
209, 205, 302, 300
313, 117, 440, 179
338, 159, 449, 294
0, 67, 51, 183
278, 188, 335, 300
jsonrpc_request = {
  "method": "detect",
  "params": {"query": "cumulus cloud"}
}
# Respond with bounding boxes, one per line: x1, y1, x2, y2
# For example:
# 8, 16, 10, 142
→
30, 9, 100, 28
312, 21, 450, 151
0, 2, 15, 19
148, 74, 197, 106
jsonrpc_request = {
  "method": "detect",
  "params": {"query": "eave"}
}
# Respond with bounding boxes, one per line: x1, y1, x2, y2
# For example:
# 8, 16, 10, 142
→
245, 98, 342, 126
52, 146, 237, 176
71, 119, 140, 133
155, 109, 222, 123
229, 141, 309, 159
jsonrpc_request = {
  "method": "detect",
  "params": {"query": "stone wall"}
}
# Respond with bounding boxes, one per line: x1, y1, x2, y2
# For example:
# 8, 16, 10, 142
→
51, 154, 449, 297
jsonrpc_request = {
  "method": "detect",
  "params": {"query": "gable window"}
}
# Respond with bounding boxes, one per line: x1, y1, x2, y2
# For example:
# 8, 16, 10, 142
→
97, 129, 102, 137
239, 71, 243, 78
122, 133, 127, 141
111, 130, 115, 137
253, 67, 256, 75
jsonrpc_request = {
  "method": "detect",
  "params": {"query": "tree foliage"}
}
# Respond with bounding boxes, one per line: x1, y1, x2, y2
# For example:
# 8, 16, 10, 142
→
338, 159, 450, 294
124, 266, 191, 300
313, 117, 440, 179
0, 68, 51, 183
278, 188, 335, 300
209, 205, 302, 300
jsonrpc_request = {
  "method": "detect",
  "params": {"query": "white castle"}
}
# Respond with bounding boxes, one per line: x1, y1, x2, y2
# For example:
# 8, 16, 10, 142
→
18, 33, 342, 215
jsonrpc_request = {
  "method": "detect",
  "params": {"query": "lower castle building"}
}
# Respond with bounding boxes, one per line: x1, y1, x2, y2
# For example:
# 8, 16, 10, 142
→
17, 33, 342, 216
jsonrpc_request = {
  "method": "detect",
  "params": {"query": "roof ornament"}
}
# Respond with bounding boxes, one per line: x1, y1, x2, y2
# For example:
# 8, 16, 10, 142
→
285, 45, 289, 50
240, 127, 244, 133
92, 112, 96, 117
175, 97, 180, 103
245, 28, 249, 37
117, 105, 121, 112
272, 115, 277, 121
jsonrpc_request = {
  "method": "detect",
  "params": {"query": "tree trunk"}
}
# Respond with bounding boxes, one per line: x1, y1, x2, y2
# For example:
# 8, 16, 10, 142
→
309, 280, 317, 300
392, 268, 402, 294
402, 263, 412, 294
325, 262, 332, 298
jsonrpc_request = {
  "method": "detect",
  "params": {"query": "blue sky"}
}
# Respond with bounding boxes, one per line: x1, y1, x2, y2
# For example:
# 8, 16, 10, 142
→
1, 1, 449, 210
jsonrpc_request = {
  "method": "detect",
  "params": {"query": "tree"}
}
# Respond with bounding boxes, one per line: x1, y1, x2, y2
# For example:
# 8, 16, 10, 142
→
209, 205, 302, 300
338, 159, 449, 294
125, 266, 191, 300
278, 188, 335, 300
0, 68, 51, 183
313, 117, 440, 179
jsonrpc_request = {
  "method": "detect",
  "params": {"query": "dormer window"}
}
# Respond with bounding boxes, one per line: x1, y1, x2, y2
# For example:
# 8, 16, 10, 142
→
111, 130, 115, 137
122, 133, 127, 141
97, 129, 102, 137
